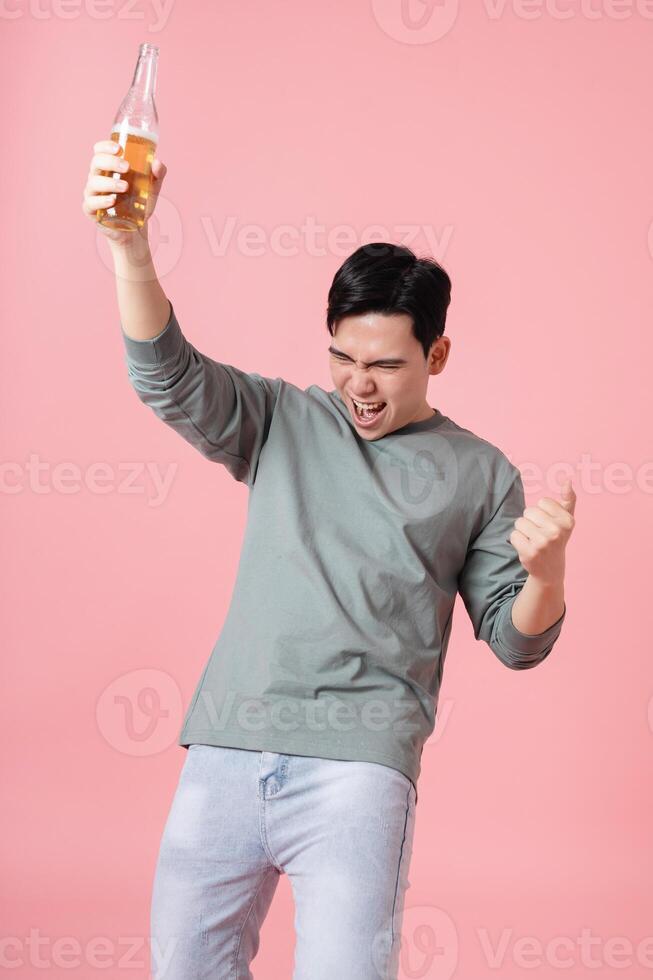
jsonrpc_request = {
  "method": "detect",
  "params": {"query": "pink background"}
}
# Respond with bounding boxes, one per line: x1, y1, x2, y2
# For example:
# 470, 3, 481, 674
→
2, 1, 651, 977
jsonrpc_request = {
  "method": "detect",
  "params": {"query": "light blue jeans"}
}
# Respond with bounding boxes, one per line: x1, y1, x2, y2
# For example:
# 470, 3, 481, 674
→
150, 743, 417, 979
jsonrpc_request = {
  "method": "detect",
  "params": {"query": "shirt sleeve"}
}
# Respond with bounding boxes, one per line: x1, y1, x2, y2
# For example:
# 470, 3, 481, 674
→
120, 301, 283, 486
456, 463, 566, 670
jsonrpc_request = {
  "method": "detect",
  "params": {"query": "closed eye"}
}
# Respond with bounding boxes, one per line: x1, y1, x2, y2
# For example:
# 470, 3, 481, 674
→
330, 353, 400, 370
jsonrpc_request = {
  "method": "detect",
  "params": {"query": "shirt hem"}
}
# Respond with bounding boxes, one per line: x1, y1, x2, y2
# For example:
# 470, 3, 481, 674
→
178, 726, 419, 798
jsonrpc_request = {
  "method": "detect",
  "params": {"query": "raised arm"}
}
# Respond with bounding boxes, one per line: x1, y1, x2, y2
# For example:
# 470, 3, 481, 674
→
120, 303, 282, 485
457, 464, 566, 670
83, 139, 282, 485
83, 138, 170, 340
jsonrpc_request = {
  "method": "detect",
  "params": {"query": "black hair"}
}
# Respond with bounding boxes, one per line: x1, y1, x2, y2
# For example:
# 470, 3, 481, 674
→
326, 242, 452, 360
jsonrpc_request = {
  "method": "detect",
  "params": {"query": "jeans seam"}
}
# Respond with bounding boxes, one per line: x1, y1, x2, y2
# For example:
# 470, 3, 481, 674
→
389, 782, 412, 951
230, 867, 277, 980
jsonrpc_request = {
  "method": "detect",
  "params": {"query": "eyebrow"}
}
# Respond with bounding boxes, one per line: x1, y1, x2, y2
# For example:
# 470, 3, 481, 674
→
327, 345, 408, 367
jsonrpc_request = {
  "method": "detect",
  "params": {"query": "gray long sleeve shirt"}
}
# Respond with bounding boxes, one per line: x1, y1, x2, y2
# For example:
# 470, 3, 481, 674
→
121, 301, 566, 794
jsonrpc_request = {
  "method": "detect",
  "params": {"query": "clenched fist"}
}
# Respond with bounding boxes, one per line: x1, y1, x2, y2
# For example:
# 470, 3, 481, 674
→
509, 479, 576, 586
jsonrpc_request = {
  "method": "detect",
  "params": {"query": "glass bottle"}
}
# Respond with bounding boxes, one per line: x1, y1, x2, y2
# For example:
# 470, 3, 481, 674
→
96, 43, 159, 232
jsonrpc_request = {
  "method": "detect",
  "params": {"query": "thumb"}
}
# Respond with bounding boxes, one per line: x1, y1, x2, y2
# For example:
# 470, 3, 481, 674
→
559, 478, 576, 515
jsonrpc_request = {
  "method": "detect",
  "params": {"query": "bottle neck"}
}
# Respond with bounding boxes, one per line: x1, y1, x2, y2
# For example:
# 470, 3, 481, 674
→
131, 47, 158, 99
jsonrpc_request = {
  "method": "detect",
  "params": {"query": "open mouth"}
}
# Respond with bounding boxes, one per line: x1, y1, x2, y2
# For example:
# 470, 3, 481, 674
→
350, 397, 387, 427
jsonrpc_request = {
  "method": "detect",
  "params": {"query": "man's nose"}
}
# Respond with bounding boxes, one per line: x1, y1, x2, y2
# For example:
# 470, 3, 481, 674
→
349, 367, 377, 392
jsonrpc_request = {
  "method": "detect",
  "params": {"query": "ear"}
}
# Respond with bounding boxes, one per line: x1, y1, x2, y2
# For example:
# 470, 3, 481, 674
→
428, 335, 451, 375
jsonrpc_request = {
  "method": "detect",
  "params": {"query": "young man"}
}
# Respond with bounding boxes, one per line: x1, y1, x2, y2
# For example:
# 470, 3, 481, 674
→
84, 144, 574, 980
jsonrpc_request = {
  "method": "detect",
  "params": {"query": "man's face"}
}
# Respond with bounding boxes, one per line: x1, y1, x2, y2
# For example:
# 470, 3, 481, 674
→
328, 312, 450, 440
